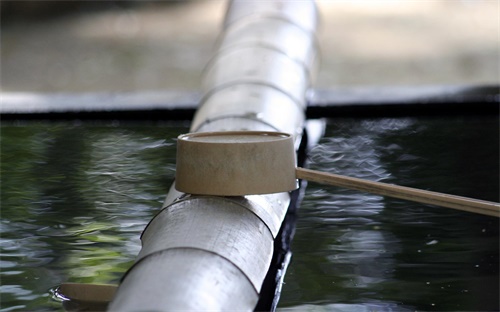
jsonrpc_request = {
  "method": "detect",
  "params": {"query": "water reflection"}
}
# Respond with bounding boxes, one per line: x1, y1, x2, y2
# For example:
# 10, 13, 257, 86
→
283, 118, 409, 309
0, 121, 187, 311
279, 302, 413, 312
0, 118, 498, 311
280, 117, 499, 311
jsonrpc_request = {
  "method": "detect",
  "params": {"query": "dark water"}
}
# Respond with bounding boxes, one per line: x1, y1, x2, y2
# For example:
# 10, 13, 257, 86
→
279, 116, 499, 312
1, 117, 498, 311
0, 121, 187, 311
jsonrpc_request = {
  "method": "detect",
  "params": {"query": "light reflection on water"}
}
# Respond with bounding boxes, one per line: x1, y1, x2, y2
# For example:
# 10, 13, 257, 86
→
279, 117, 498, 311
0, 117, 498, 311
0, 121, 186, 311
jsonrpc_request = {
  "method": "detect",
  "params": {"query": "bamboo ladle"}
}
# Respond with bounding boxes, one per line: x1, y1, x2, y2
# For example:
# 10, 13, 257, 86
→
175, 131, 499, 218
55, 131, 499, 305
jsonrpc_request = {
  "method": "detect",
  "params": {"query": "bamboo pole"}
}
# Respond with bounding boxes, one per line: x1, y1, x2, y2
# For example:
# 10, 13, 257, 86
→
108, 1, 318, 311
296, 168, 500, 217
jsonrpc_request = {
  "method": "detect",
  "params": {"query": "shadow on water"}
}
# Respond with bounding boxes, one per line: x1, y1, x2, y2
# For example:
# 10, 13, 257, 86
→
279, 116, 499, 311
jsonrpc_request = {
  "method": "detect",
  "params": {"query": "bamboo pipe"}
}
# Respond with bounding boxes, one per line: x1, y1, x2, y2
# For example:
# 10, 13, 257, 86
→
109, 1, 318, 310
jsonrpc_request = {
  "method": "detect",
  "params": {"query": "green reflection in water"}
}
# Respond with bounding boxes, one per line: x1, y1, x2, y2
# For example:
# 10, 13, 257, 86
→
1, 120, 188, 311
1, 117, 498, 311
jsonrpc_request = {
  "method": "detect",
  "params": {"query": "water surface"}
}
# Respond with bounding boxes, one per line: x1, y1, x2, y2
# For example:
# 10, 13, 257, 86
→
1, 121, 187, 311
279, 116, 499, 311
1, 117, 498, 311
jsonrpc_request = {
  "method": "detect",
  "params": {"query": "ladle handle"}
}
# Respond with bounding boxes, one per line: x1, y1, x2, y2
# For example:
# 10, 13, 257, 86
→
296, 167, 500, 217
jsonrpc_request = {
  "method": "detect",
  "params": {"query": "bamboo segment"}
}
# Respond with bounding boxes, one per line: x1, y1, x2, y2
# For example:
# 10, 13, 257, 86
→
296, 167, 500, 217
58, 283, 117, 302
109, 1, 318, 310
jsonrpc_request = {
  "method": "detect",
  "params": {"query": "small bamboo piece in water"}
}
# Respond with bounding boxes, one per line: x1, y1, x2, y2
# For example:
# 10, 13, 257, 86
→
58, 283, 117, 302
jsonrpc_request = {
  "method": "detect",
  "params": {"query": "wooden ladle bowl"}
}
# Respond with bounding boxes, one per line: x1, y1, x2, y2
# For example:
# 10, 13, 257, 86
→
175, 131, 297, 196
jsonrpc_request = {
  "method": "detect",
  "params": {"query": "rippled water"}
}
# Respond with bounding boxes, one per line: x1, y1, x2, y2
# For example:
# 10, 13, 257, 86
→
1, 117, 498, 311
279, 116, 499, 311
0, 121, 187, 311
